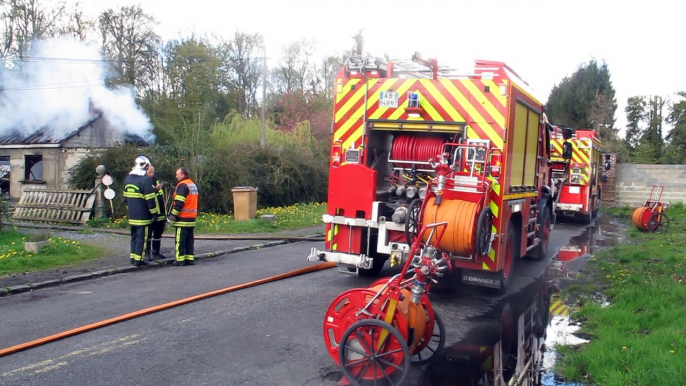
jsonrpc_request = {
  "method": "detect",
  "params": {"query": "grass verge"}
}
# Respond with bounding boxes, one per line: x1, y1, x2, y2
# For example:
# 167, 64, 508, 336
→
0, 231, 104, 277
557, 203, 686, 385
87, 202, 326, 234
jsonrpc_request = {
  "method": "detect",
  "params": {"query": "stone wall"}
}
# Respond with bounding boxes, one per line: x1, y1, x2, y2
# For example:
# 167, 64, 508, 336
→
600, 154, 617, 208
614, 164, 686, 208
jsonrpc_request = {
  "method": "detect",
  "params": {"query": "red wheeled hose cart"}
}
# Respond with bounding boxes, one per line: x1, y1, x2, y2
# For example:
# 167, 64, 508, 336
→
632, 184, 670, 232
322, 222, 450, 386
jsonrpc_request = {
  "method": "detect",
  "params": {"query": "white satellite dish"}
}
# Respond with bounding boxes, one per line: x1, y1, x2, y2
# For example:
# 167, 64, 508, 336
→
104, 188, 116, 200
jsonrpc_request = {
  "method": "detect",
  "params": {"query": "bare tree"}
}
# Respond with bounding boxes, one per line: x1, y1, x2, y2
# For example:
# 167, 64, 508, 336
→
273, 39, 316, 94
0, 0, 67, 62
218, 31, 264, 117
98, 5, 160, 94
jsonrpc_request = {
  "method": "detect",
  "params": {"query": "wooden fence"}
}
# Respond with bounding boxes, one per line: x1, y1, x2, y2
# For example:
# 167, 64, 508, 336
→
13, 189, 97, 224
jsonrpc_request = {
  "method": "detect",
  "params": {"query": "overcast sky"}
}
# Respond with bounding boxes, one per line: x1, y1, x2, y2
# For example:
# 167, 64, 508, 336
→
83, 0, 686, 133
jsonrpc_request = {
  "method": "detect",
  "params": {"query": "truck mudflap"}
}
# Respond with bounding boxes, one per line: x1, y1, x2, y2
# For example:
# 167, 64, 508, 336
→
461, 269, 502, 289
306, 248, 374, 269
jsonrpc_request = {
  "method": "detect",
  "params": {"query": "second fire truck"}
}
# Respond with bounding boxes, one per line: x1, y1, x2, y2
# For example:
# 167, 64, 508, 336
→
550, 129, 602, 224
308, 53, 566, 291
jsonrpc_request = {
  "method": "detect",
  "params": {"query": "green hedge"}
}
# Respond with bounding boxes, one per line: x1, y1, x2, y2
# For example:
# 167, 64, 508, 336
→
68, 142, 329, 217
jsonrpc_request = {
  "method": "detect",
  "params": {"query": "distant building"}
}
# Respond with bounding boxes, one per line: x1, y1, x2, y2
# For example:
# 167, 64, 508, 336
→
0, 114, 148, 199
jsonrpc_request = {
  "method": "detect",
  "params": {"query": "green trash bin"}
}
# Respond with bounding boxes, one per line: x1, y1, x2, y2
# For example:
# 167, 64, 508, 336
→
231, 186, 257, 221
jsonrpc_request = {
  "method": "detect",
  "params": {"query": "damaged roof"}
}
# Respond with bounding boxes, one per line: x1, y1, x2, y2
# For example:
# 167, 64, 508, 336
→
0, 117, 99, 145
0, 116, 149, 146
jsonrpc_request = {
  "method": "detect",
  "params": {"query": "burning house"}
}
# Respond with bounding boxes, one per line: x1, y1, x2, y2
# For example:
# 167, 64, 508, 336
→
0, 113, 148, 199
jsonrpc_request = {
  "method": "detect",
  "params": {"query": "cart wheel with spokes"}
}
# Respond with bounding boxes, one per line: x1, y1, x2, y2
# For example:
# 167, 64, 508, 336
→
339, 319, 411, 386
411, 307, 446, 366
405, 198, 422, 245
648, 212, 670, 233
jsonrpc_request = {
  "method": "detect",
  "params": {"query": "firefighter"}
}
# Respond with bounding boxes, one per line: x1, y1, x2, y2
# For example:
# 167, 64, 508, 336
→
168, 167, 198, 266
123, 156, 158, 266
145, 164, 167, 261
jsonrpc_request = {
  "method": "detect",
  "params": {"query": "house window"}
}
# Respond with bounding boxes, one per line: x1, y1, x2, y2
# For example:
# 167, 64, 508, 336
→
0, 155, 9, 194
25, 155, 43, 181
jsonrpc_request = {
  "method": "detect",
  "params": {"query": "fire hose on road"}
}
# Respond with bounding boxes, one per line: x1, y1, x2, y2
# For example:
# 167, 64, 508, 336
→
0, 262, 336, 358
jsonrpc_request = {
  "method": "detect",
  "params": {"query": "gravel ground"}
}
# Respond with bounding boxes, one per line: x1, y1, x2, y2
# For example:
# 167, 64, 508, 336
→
0, 225, 324, 289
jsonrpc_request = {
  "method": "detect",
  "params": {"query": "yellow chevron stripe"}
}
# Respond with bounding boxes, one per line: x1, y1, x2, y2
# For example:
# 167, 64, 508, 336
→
441, 80, 503, 149
369, 79, 400, 119
342, 129, 363, 150
463, 80, 505, 128
426, 79, 464, 121
335, 79, 363, 122
414, 88, 443, 121
490, 200, 499, 219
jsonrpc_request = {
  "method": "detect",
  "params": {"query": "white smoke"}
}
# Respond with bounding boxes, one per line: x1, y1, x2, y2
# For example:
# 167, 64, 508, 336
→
0, 38, 154, 142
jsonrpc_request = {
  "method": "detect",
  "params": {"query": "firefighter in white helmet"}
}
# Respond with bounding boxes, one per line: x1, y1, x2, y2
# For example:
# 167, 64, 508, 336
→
123, 156, 158, 266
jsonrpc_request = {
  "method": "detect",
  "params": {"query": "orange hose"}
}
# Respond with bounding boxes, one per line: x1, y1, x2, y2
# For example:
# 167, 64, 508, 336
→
0, 262, 336, 358
422, 197, 478, 255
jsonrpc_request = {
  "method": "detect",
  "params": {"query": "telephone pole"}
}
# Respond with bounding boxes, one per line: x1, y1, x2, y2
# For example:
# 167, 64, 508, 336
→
260, 46, 267, 149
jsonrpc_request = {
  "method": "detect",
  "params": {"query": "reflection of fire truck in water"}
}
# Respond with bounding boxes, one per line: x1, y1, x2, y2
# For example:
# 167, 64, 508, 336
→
550, 129, 602, 223
419, 274, 552, 385
308, 53, 560, 291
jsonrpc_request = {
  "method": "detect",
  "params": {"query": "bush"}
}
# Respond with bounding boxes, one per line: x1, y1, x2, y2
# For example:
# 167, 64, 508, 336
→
68, 139, 329, 217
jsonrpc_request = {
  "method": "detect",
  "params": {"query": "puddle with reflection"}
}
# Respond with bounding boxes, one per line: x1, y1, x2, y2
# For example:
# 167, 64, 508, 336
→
412, 215, 627, 386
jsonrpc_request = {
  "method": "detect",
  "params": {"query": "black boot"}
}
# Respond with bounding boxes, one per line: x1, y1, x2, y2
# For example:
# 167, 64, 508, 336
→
153, 251, 167, 260
133, 260, 148, 267
130, 258, 135, 265
184, 260, 195, 266
172, 260, 184, 266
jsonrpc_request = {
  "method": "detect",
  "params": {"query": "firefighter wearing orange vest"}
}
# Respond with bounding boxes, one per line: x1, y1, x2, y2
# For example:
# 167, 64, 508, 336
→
168, 167, 198, 266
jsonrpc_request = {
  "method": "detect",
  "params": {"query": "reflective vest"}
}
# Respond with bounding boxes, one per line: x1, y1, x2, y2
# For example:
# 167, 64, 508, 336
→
123, 174, 157, 226
172, 178, 198, 226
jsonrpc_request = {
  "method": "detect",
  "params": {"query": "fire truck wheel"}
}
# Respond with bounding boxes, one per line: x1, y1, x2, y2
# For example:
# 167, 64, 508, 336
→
339, 319, 411, 386
405, 199, 422, 245
497, 226, 517, 293
585, 198, 595, 224
475, 207, 493, 257
527, 209, 550, 261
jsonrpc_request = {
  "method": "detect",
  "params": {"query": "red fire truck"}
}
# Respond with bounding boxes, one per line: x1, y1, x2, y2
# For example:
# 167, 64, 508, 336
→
550, 129, 602, 223
308, 53, 561, 291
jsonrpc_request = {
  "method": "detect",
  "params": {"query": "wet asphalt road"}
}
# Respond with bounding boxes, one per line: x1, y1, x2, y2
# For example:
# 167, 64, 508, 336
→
0, 219, 595, 386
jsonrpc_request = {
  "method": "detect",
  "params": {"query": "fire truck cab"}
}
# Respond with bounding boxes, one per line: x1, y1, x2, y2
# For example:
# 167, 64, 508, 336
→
308, 53, 557, 291
551, 129, 602, 223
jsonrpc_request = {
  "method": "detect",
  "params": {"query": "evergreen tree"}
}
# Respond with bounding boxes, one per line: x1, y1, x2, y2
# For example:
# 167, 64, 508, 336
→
663, 91, 686, 163
547, 59, 617, 134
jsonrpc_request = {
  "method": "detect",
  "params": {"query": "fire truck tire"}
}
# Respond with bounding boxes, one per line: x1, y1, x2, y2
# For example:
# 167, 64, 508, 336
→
585, 198, 595, 224
496, 226, 516, 293
475, 207, 493, 257
405, 199, 422, 245
527, 209, 550, 261
339, 319, 411, 386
